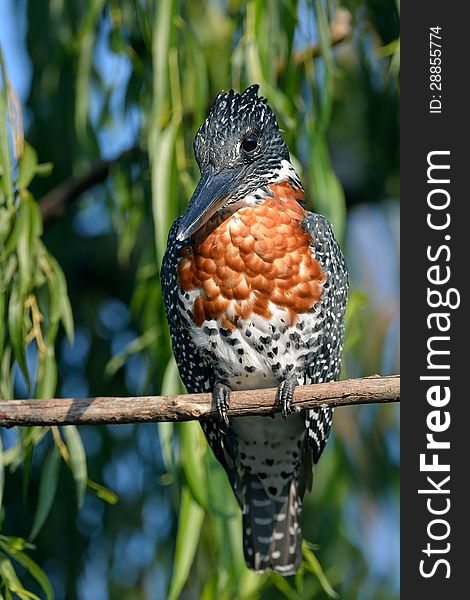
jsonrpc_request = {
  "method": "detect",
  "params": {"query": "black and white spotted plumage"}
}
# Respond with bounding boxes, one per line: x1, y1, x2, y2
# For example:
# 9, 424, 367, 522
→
161, 85, 348, 575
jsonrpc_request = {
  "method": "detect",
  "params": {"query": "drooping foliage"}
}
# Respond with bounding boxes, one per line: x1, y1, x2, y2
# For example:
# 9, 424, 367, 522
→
0, 1, 399, 598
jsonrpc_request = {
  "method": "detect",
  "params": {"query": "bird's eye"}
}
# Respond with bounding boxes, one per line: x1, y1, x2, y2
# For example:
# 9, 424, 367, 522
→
242, 133, 258, 153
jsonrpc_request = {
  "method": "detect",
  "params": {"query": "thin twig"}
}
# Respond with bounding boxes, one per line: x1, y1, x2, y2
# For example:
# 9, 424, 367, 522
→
38, 145, 140, 224
276, 7, 352, 76
0, 375, 399, 427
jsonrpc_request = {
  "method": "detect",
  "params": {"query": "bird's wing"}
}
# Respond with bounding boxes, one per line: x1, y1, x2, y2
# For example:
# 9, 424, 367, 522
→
161, 219, 216, 393
301, 211, 349, 465
161, 218, 243, 505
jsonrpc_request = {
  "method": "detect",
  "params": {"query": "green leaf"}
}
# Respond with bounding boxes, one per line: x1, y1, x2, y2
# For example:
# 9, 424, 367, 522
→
0, 553, 42, 599
2, 206, 25, 261
22, 443, 33, 504
149, 0, 178, 262
16, 195, 35, 296
167, 485, 205, 600
0, 539, 53, 600
75, 0, 107, 144
308, 135, 346, 242
7, 286, 29, 389
237, 565, 268, 599
86, 479, 118, 505
313, 0, 335, 74
8, 590, 40, 600
1, 255, 17, 290
344, 290, 368, 356
152, 0, 174, 119
158, 357, 184, 471
150, 120, 178, 264
10, 552, 53, 600
0, 436, 4, 509
26, 193, 43, 241
9, 192, 43, 295
0, 291, 4, 364
0, 346, 13, 400
17, 143, 38, 190
208, 512, 243, 592
34, 162, 53, 176
180, 22, 209, 128
43, 252, 73, 342
2, 427, 49, 473
302, 540, 338, 599
181, 421, 209, 509
63, 425, 87, 508
35, 351, 58, 400
205, 452, 238, 519
0, 51, 13, 207
157, 422, 174, 473
0, 537, 34, 553
161, 356, 183, 396
0, 553, 21, 589
271, 572, 304, 600
29, 445, 60, 540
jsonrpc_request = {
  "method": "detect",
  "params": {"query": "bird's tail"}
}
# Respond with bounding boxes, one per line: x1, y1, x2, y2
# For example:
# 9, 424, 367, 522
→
242, 475, 302, 575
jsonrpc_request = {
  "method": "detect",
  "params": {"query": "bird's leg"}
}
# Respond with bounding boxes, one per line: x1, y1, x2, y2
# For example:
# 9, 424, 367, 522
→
277, 375, 298, 419
213, 382, 231, 427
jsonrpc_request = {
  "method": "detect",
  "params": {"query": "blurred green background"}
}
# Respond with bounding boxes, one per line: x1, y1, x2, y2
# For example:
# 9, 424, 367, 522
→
0, 0, 399, 598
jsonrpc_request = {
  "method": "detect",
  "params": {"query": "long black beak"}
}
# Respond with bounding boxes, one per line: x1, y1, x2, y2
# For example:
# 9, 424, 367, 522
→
176, 164, 245, 241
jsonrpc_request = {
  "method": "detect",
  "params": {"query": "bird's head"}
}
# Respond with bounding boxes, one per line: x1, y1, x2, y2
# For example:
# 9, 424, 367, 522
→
176, 84, 290, 241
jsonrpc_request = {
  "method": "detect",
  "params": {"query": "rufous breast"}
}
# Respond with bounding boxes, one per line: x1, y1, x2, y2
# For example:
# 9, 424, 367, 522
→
178, 182, 326, 330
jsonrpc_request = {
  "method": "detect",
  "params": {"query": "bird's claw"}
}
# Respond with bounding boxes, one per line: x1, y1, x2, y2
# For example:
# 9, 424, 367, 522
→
277, 378, 297, 419
213, 382, 231, 427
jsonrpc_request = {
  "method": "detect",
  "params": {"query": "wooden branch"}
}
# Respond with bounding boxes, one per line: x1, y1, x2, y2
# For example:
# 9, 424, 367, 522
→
0, 375, 399, 428
39, 145, 140, 225
276, 7, 352, 76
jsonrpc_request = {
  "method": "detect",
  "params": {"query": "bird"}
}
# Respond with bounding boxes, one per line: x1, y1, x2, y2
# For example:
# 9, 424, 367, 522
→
162, 84, 348, 575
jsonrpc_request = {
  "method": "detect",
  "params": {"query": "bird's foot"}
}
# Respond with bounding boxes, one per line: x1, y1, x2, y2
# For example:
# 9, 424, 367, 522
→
277, 377, 298, 419
213, 382, 231, 427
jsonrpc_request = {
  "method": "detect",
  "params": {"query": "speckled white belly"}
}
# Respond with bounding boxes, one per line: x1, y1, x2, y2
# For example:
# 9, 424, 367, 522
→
180, 293, 324, 387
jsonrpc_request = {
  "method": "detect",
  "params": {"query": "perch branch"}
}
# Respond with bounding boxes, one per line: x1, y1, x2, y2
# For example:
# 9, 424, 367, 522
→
0, 375, 399, 428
